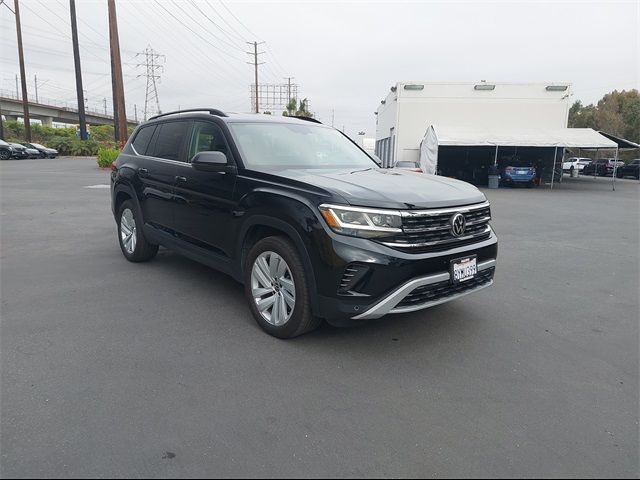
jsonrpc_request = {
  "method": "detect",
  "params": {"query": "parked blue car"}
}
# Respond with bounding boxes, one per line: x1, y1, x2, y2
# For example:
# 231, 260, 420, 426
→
501, 165, 536, 188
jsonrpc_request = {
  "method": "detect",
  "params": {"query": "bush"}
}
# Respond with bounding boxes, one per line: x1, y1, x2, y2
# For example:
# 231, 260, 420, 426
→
97, 147, 120, 168
1, 119, 120, 156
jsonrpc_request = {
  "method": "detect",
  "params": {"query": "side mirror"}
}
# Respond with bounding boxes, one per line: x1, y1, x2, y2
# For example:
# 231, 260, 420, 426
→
191, 151, 233, 173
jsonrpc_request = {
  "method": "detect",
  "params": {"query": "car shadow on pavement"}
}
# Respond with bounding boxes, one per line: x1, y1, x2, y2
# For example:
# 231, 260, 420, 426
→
145, 247, 484, 351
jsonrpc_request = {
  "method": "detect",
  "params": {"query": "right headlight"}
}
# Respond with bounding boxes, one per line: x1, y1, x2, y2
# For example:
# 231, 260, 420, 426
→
318, 204, 403, 238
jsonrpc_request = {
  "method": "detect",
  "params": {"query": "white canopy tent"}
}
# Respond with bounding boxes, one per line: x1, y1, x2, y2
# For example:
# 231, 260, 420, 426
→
419, 126, 619, 189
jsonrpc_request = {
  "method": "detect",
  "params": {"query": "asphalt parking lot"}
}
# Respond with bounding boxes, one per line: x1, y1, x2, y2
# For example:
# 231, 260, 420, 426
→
1, 157, 638, 478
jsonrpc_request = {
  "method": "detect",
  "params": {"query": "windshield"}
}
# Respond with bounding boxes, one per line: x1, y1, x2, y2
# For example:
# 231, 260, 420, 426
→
0, 140, 8, 146
32, 143, 45, 148
228, 122, 375, 170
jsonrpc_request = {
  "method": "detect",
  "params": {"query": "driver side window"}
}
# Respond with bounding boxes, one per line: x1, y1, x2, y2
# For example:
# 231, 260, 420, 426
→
189, 121, 230, 162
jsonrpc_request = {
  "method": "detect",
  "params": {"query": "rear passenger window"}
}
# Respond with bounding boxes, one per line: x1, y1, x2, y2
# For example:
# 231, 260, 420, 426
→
131, 125, 156, 155
150, 121, 190, 162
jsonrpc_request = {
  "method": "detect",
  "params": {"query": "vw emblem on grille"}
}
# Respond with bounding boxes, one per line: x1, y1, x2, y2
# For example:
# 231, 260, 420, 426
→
450, 213, 466, 237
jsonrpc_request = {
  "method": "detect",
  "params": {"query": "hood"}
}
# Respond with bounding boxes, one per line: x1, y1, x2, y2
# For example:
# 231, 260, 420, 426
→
274, 168, 486, 209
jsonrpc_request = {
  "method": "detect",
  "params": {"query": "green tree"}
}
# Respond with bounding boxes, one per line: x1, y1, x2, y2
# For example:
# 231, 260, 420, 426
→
569, 90, 640, 143
283, 97, 297, 116
596, 90, 640, 143
295, 98, 313, 118
568, 101, 597, 128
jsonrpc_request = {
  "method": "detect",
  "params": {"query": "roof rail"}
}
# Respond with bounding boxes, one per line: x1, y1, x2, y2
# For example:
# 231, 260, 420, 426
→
289, 115, 322, 124
148, 108, 227, 121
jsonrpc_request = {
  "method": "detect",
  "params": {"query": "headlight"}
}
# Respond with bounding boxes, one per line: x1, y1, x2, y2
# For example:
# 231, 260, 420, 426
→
319, 204, 402, 238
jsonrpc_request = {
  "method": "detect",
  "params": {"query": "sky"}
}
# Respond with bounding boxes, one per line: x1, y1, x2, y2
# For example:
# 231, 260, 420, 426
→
1, 0, 639, 139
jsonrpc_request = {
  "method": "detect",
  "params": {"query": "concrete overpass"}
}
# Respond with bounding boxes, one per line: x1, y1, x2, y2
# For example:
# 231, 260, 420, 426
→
0, 94, 138, 128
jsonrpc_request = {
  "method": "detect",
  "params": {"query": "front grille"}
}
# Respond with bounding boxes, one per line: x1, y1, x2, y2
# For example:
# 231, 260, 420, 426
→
396, 267, 495, 309
378, 203, 491, 253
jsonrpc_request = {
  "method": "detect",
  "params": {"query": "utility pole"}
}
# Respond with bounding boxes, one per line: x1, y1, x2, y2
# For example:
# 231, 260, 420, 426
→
135, 46, 164, 120
108, 0, 127, 145
134, 104, 137, 123
285, 76, 294, 102
103, 97, 107, 115
331, 109, 335, 128
0, 103, 4, 139
14, 0, 31, 141
246, 41, 264, 113
70, 0, 87, 140
15, 75, 19, 99
34, 74, 38, 103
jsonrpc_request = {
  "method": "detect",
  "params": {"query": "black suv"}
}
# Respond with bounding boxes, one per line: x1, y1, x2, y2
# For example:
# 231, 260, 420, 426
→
110, 109, 498, 338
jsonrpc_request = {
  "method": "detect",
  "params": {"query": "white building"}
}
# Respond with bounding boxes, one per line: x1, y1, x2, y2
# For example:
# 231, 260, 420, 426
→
374, 81, 572, 166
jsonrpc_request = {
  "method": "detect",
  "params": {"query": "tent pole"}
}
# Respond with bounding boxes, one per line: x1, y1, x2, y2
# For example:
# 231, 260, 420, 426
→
612, 146, 619, 191
551, 146, 558, 189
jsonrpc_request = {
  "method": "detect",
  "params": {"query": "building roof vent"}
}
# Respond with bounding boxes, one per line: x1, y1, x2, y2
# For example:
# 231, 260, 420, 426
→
546, 85, 569, 91
474, 84, 496, 91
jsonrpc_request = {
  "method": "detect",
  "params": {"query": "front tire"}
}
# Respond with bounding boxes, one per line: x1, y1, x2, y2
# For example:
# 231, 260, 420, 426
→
0, 150, 9, 160
116, 200, 158, 262
244, 236, 321, 339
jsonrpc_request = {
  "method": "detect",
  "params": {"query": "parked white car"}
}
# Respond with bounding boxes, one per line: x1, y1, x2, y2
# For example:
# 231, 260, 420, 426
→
563, 157, 591, 172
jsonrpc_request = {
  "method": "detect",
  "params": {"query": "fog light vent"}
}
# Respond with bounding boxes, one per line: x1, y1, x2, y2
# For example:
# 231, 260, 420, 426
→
338, 264, 370, 295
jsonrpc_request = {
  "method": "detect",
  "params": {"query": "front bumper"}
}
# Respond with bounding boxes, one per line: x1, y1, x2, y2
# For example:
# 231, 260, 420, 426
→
311, 227, 498, 321
503, 175, 535, 183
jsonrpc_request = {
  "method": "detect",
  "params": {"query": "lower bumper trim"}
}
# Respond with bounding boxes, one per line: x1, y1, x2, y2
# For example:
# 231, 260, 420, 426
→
352, 259, 496, 320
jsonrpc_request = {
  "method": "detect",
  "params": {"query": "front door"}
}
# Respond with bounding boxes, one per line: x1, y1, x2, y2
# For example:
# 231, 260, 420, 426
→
172, 120, 237, 258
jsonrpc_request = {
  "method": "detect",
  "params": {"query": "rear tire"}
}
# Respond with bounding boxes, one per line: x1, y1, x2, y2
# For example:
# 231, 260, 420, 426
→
244, 236, 321, 339
0, 150, 9, 160
116, 200, 158, 262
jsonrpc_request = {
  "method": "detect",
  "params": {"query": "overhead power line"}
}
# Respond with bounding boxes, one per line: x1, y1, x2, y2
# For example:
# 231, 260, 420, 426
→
204, 0, 247, 43
153, 0, 245, 65
219, 0, 258, 39
186, 0, 246, 50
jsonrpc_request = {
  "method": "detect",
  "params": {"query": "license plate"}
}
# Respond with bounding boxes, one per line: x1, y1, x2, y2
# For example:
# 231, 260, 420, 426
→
518, 170, 527, 175
451, 256, 477, 284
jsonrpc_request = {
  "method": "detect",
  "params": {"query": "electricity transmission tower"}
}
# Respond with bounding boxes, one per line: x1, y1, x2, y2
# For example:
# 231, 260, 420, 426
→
136, 46, 164, 120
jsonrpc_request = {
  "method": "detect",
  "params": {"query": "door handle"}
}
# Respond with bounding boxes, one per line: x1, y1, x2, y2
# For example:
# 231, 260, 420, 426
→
138, 168, 148, 177
175, 175, 187, 184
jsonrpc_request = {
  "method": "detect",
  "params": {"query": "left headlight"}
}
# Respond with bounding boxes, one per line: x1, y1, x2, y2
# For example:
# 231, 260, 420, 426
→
318, 204, 403, 238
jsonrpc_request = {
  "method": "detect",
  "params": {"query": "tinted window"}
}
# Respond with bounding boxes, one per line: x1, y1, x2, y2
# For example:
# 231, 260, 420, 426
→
131, 125, 156, 155
150, 121, 190, 162
188, 121, 230, 161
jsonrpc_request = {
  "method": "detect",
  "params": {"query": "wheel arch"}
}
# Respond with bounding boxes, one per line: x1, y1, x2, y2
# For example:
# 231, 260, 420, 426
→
236, 215, 320, 315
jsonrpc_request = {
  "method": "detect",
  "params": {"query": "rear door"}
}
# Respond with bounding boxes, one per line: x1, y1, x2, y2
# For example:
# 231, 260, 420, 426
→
138, 120, 191, 232
172, 120, 238, 258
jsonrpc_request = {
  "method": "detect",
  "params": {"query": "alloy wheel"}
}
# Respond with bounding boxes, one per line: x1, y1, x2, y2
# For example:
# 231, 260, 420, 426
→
251, 251, 296, 326
120, 208, 137, 254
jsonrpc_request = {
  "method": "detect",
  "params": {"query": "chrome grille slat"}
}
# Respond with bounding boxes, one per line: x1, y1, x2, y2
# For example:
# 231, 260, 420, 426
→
377, 202, 492, 253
